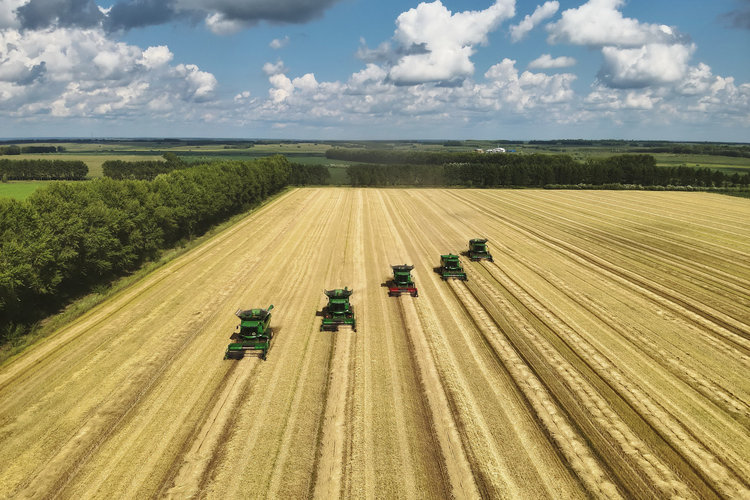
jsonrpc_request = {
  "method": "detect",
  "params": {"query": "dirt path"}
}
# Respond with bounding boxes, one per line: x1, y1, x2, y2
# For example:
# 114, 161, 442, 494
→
1, 188, 748, 498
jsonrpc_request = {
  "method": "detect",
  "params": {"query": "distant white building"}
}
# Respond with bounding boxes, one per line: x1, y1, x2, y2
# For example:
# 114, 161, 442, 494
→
486, 147, 506, 153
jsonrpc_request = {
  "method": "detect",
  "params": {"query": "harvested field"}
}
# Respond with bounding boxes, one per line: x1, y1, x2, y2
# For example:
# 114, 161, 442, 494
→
1, 188, 749, 499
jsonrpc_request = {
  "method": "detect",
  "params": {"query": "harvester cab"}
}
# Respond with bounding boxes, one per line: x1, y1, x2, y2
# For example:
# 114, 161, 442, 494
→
225, 304, 274, 360
321, 287, 356, 331
439, 254, 468, 280
468, 238, 494, 262
387, 265, 418, 297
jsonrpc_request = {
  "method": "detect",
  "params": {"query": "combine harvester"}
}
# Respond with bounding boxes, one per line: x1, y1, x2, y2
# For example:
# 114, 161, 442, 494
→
225, 305, 274, 360
386, 265, 418, 297
468, 238, 494, 262
439, 254, 468, 281
320, 288, 357, 331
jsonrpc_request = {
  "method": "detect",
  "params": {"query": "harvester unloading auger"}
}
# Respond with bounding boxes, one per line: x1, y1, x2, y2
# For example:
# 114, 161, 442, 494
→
225, 305, 274, 360
320, 287, 356, 331
468, 238, 494, 262
439, 254, 468, 280
386, 265, 418, 297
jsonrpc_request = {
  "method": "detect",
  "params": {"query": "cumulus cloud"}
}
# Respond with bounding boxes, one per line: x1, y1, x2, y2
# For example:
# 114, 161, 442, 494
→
484, 58, 576, 109
509, 1, 559, 42
270, 35, 289, 49
382, 0, 515, 85
528, 53, 576, 69
0, 27, 217, 119
263, 60, 286, 75
598, 43, 694, 88
547, 0, 679, 47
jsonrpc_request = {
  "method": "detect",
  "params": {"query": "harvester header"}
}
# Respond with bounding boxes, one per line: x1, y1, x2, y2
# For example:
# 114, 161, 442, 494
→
387, 265, 418, 297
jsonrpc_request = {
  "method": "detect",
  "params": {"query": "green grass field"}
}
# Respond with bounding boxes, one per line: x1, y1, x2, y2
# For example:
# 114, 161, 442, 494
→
0, 181, 52, 200
651, 153, 750, 174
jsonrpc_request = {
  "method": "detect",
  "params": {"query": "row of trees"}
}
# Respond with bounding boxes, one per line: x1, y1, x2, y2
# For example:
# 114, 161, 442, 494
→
1, 145, 66, 155
288, 163, 330, 185
102, 156, 330, 184
0, 156, 291, 339
346, 154, 750, 188
0, 159, 88, 180
102, 153, 187, 180
326, 148, 474, 165
632, 143, 750, 158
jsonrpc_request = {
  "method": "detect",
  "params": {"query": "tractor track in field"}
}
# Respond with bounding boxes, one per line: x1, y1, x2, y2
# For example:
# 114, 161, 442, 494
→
486, 244, 750, 423
467, 263, 748, 498
205, 190, 349, 499
456, 275, 702, 499
443, 190, 750, 359
383, 190, 586, 498
475, 190, 750, 319
2, 188, 749, 498
80, 189, 333, 499
366, 190, 466, 498
513, 190, 750, 269
561, 190, 750, 239
444, 277, 624, 498
435, 190, 750, 423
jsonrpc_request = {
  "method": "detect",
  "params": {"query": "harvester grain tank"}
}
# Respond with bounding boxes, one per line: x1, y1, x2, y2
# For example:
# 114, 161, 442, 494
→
387, 265, 418, 297
225, 305, 274, 360
321, 288, 356, 331
439, 254, 467, 280
468, 238, 494, 262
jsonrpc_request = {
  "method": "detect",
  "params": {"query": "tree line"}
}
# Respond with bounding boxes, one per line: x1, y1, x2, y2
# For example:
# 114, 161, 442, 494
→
0, 159, 88, 180
1, 145, 66, 155
0, 156, 291, 341
102, 153, 187, 180
346, 154, 750, 188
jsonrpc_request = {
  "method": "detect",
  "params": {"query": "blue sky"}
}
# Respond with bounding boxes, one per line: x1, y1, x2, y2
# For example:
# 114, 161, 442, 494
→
1, 0, 748, 140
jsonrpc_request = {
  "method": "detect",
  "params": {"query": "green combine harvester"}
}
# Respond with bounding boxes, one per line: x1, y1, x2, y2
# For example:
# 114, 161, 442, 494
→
387, 264, 418, 297
320, 288, 356, 331
468, 238, 494, 262
439, 254, 468, 280
225, 305, 274, 360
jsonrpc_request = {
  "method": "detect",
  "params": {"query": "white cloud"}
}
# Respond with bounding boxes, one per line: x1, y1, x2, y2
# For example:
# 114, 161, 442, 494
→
138, 45, 173, 69
0, 26, 218, 119
268, 73, 293, 103
484, 58, 577, 109
598, 43, 694, 88
174, 63, 217, 100
204, 12, 248, 35
547, 0, 678, 47
263, 60, 286, 75
528, 53, 576, 69
387, 0, 515, 84
270, 35, 289, 49
509, 1, 559, 42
